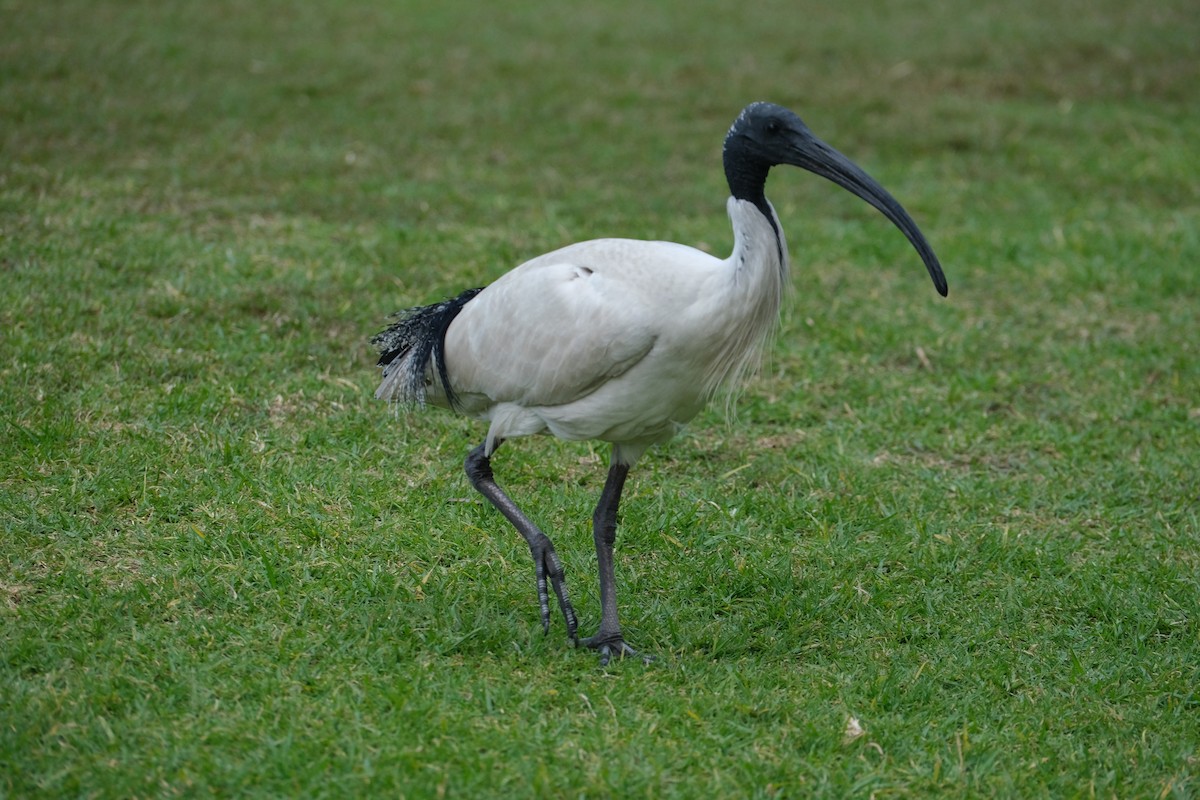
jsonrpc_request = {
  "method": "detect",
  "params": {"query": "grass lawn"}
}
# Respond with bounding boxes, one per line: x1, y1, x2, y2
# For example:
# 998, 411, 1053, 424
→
3, 0, 1198, 796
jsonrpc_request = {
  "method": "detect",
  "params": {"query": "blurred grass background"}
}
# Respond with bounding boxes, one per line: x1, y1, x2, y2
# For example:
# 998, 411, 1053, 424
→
2, 0, 1198, 796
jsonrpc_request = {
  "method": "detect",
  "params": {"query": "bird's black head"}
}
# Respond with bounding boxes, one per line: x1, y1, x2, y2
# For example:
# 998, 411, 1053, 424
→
723, 101, 948, 297
723, 101, 810, 171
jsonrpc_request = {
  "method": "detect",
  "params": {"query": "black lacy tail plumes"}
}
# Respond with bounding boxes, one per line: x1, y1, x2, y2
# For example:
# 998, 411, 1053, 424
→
371, 287, 482, 409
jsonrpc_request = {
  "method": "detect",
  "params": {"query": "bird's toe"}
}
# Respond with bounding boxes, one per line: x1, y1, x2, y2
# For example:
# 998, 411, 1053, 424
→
530, 539, 578, 641
581, 634, 652, 667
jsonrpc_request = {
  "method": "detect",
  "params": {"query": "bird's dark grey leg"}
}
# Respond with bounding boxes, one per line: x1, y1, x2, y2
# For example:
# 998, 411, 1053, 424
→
581, 461, 648, 666
464, 443, 579, 642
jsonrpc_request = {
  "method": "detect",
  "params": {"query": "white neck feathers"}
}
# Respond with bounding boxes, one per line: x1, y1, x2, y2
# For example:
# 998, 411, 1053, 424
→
701, 197, 790, 398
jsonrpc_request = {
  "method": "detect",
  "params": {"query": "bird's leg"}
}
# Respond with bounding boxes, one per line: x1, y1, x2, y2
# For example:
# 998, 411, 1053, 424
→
581, 461, 649, 666
464, 443, 579, 642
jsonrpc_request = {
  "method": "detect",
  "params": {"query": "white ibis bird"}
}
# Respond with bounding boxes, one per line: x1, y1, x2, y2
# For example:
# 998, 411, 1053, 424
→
373, 102, 947, 665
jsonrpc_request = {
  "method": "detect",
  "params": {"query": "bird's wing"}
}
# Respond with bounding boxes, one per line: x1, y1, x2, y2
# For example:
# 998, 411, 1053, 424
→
443, 238, 716, 409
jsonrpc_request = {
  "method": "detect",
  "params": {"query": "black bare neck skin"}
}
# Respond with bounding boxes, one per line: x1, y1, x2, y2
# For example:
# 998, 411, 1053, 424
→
723, 144, 782, 256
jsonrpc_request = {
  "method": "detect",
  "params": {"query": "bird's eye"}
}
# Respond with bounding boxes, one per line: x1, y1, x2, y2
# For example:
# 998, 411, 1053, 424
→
765, 119, 781, 135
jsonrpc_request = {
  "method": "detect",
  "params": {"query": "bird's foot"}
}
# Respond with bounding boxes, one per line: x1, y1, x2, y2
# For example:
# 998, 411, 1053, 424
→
530, 538, 578, 642
580, 633, 653, 667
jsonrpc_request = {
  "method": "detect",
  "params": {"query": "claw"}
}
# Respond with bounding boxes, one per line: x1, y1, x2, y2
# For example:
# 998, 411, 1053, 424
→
581, 634, 652, 667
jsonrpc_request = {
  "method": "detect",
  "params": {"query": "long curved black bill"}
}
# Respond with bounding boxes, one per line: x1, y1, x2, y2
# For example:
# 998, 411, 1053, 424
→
792, 137, 948, 297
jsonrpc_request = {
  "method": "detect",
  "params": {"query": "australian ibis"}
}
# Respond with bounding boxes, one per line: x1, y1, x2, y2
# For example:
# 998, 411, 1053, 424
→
373, 101, 947, 665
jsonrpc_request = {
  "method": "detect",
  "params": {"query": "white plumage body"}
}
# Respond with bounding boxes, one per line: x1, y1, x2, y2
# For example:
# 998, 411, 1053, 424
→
379, 197, 788, 466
